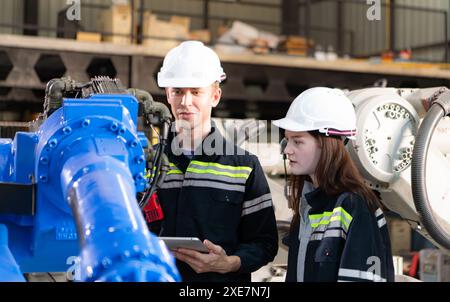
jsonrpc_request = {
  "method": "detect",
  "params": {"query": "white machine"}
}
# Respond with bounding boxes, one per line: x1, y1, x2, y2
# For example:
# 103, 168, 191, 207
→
346, 87, 450, 250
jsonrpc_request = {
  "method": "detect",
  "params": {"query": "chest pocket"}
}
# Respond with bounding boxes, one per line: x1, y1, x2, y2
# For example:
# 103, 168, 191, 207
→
313, 241, 342, 281
208, 191, 243, 230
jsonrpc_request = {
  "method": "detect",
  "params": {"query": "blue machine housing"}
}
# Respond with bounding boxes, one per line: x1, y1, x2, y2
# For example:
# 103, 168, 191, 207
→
0, 94, 180, 281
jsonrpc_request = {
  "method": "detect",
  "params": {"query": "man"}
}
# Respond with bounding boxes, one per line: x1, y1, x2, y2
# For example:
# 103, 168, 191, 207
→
149, 41, 278, 282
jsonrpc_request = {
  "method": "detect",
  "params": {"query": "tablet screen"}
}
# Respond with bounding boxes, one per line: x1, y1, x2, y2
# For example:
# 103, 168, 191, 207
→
160, 237, 209, 253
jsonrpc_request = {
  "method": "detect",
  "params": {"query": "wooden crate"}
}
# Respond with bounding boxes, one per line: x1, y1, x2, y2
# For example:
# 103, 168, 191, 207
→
142, 13, 189, 49
76, 32, 101, 43
99, 4, 132, 45
189, 29, 211, 44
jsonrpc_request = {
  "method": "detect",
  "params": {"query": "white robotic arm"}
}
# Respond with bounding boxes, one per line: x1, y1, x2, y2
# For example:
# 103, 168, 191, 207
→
346, 87, 450, 250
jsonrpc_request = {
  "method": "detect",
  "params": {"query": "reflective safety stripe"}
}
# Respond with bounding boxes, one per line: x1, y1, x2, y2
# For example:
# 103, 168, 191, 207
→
309, 207, 352, 223
375, 208, 383, 218
310, 221, 349, 233
167, 169, 183, 175
185, 170, 248, 184
186, 167, 250, 179
338, 268, 386, 282
242, 200, 272, 217
168, 163, 183, 175
310, 229, 347, 241
242, 193, 272, 209
160, 181, 183, 189
309, 207, 353, 230
377, 217, 386, 228
190, 160, 253, 173
164, 174, 184, 182
183, 179, 245, 192
374, 208, 386, 228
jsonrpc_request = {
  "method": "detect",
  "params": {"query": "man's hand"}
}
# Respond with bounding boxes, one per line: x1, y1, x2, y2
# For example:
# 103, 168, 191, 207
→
172, 239, 241, 274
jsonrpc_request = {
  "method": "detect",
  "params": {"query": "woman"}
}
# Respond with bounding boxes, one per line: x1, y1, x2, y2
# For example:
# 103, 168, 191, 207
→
273, 87, 394, 282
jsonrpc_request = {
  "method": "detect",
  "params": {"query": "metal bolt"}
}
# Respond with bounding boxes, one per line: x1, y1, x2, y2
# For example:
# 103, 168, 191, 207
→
118, 126, 126, 135
48, 138, 58, 148
136, 155, 145, 164
40, 156, 49, 165
39, 175, 48, 182
63, 126, 72, 134
110, 122, 118, 131
82, 119, 90, 127
130, 140, 138, 148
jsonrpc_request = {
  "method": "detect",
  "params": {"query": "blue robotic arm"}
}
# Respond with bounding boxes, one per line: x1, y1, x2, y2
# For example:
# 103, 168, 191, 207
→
0, 77, 179, 281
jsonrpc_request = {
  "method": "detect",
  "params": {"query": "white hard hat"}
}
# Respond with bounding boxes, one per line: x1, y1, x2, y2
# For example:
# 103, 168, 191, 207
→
157, 41, 226, 88
272, 87, 357, 139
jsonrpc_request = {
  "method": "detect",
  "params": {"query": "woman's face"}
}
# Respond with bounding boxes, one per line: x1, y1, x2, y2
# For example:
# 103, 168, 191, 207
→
284, 130, 321, 179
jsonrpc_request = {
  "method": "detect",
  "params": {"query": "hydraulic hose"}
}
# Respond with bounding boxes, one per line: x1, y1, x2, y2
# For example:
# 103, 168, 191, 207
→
411, 91, 450, 249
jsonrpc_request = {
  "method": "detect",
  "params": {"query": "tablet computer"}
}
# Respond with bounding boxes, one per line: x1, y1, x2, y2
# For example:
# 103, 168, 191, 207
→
160, 237, 209, 253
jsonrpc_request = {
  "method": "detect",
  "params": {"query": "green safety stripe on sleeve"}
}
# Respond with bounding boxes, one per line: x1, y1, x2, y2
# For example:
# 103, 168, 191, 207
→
309, 206, 352, 222
167, 162, 183, 175
309, 207, 353, 229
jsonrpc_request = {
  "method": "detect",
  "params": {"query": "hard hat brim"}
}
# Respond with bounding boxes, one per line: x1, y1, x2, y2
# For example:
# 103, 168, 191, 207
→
157, 76, 217, 88
272, 117, 316, 132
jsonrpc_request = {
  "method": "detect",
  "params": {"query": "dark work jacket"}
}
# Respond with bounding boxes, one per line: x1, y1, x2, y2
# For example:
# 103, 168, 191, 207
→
150, 124, 278, 282
285, 188, 394, 282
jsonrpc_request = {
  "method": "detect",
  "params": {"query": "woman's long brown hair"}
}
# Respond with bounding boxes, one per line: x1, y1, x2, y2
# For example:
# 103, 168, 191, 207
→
289, 131, 381, 228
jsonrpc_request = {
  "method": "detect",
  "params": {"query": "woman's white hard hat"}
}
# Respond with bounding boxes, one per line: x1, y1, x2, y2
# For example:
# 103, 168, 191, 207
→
272, 87, 357, 139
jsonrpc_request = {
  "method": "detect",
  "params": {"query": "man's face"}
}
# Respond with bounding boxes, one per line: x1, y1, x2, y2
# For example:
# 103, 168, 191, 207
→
166, 85, 221, 131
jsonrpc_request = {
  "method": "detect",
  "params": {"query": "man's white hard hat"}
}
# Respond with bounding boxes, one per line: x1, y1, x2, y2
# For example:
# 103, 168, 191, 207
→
157, 41, 226, 88
272, 87, 357, 139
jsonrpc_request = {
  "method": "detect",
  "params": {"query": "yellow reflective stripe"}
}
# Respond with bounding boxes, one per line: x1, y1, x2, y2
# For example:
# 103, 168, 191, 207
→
309, 207, 353, 230
167, 169, 183, 175
168, 162, 183, 175
190, 160, 252, 173
309, 207, 352, 222
186, 167, 250, 179
311, 216, 350, 229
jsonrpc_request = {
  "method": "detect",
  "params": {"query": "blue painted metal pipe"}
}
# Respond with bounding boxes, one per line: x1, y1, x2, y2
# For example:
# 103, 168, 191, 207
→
0, 93, 180, 281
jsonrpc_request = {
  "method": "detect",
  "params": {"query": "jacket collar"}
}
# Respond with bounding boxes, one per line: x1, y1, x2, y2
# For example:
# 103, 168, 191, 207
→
304, 187, 336, 213
166, 120, 231, 170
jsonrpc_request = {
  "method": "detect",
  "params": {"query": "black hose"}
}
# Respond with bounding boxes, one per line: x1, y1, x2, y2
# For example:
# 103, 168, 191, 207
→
411, 98, 450, 249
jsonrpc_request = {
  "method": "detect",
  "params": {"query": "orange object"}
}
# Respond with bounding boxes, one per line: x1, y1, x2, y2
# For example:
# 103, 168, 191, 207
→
381, 50, 394, 62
